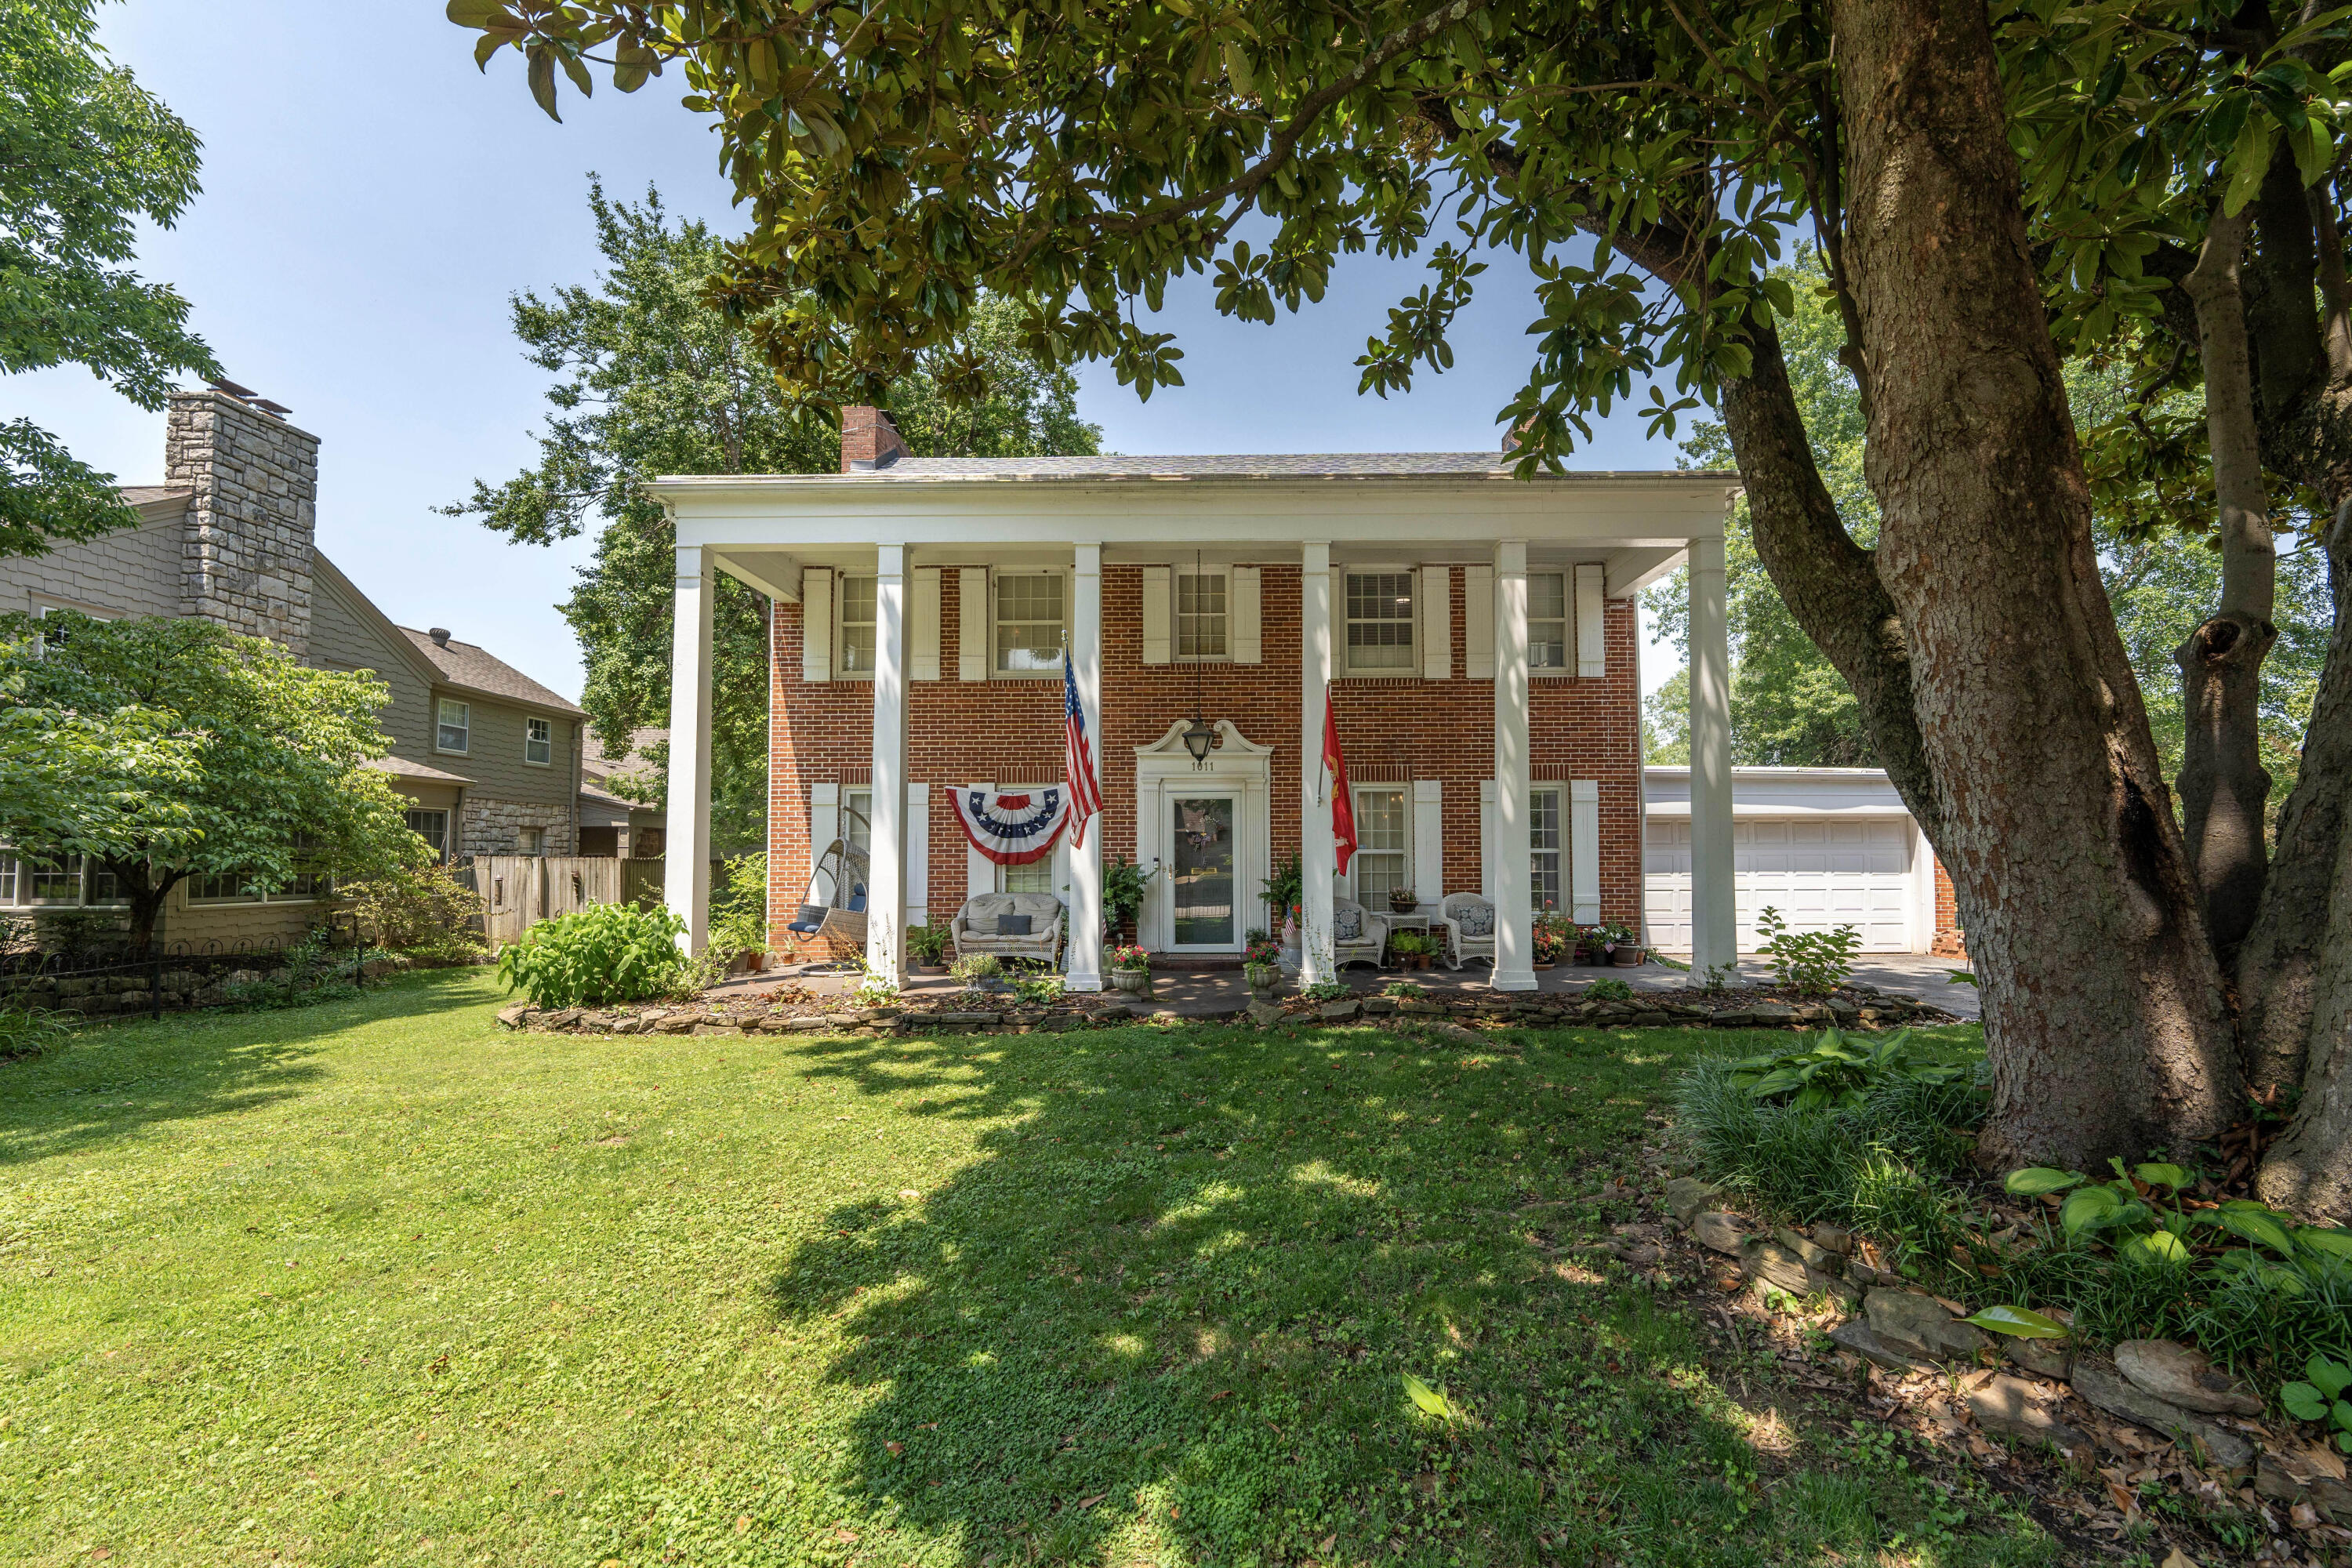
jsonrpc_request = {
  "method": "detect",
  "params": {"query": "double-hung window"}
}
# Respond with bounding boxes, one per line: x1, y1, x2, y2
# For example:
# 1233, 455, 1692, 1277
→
843, 789, 873, 859
436, 698, 470, 753
1345, 572, 1414, 673
524, 715, 553, 766
189, 869, 263, 904
1175, 571, 1228, 660
1350, 786, 1410, 908
1529, 572, 1570, 671
838, 574, 878, 674
995, 572, 1065, 674
1530, 786, 1563, 913
405, 808, 449, 862
0, 855, 15, 904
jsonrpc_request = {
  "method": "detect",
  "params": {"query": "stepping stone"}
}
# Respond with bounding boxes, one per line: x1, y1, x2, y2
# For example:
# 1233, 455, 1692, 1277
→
2070, 1361, 2256, 1470
1692, 1211, 1754, 1255
1661, 1177, 1722, 1224
1965, 1374, 2091, 1454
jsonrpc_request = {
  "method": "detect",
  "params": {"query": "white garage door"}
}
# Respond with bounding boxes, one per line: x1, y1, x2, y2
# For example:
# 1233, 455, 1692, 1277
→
1644, 817, 1917, 953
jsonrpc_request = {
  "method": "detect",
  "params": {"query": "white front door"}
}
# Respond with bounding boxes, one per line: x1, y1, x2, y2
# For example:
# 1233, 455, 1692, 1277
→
1133, 718, 1276, 955
1168, 794, 1240, 949
1645, 817, 1919, 953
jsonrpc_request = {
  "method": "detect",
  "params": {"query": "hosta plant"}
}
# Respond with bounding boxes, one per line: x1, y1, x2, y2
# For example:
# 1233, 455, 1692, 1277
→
1584, 977, 1634, 1001
1730, 1029, 1971, 1112
2005, 1160, 2352, 1289
497, 903, 688, 1009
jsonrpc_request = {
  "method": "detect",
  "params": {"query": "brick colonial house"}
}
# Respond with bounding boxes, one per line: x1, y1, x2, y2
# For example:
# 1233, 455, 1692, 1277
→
649, 408, 1753, 989
0, 385, 590, 944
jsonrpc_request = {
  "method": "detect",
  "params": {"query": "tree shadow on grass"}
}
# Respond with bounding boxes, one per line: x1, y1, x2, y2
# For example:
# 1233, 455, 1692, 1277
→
633, 1022, 2024, 1568
0, 971, 483, 1167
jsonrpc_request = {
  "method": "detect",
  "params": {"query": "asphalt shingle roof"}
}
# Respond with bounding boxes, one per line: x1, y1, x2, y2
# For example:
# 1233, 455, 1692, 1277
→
400, 628, 584, 717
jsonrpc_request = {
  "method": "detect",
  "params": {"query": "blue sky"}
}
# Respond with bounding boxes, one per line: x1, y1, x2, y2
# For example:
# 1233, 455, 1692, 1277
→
11, 2, 1690, 700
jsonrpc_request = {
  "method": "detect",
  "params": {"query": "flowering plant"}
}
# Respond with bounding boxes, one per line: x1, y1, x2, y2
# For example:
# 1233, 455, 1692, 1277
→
1244, 928, 1283, 965
1109, 944, 1152, 972
1533, 911, 1574, 964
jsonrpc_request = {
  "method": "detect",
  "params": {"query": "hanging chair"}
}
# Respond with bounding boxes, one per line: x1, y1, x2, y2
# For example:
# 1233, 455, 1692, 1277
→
783, 801, 870, 960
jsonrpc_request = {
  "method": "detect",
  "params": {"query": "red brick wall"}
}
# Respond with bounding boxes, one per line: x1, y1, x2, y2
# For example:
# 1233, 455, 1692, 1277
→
1930, 855, 1965, 956
767, 564, 1646, 940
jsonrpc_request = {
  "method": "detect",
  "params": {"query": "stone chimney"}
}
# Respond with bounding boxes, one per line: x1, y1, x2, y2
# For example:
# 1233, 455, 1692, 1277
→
840, 405, 908, 473
168, 384, 320, 655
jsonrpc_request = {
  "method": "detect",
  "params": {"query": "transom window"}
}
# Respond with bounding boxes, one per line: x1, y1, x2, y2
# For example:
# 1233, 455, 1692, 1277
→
524, 715, 554, 765
996, 572, 1065, 673
1351, 786, 1410, 909
1531, 786, 1563, 913
1176, 571, 1227, 660
1530, 572, 1569, 670
436, 698, 470, 753
1345, 572, 1414, 672
839, 574, 878, 673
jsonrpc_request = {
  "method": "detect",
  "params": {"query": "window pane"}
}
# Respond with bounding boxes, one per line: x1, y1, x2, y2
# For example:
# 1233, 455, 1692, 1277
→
997, 574, 1065, 671
1530, 789, 1562, 913
28, 855, 82, 902
1530, 789, 1561, 851
190, 869, 261, 903
1528, 573, 1568, 668
0, 855, 16, 904
844, 790, 873, 858
404, 809, 448, 859
839, 575, 877, 673
526, 717, 552, 764
437, 699, 469, 750
1176, 572, 1227, 659
1000, 859, 1055, 894
1345, 572, 1414, 670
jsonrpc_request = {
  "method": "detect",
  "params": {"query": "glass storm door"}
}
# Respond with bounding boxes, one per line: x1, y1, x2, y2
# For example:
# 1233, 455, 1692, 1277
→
1171, 796, 1237, 947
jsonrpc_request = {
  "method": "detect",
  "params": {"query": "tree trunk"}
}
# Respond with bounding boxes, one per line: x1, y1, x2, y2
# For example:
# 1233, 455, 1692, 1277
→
2177, 206, 2279, 951
1827, 0, 2240, 1166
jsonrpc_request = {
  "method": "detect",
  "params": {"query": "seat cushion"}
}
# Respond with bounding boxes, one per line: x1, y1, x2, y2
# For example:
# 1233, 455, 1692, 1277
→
1455, 902, 1494, 938
964, 893, 1018, 924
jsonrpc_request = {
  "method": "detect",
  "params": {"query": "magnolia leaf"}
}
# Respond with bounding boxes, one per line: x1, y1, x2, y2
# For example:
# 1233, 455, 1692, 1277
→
1960, 1304, 2068, 1339
527, 46, 561, 122
445, 0, 507, 24
1401, 1373, 1457, 1419
2005, 1167, 2087, 1196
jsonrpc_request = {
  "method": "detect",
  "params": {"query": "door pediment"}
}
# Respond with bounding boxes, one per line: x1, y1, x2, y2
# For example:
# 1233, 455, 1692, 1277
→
1135, 717, 1275, 760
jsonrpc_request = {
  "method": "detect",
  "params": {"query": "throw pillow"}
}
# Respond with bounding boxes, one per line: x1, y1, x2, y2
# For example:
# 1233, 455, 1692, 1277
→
1457, 903, 1494, 938
996, 913, 1034, 936
1333, 906, 1362, 942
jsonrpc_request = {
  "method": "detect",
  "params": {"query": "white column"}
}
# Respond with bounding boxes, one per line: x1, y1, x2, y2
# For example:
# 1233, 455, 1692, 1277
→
1689, 534, 1737, 982
1300, 541, 1338, 985
1066, 544, 1107, 990
662, 543, 715, 953
866, 545, 909, 976
1491, 539, 1535, 990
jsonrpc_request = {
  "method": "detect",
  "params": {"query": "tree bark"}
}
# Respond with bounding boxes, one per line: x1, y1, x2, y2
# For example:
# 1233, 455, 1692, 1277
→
2177, 206, 2279, 951
1720, 325, 1942, 843
1828, 0, 2240, 1166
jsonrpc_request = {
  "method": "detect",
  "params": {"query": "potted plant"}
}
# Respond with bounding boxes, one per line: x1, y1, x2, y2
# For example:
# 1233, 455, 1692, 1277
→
1261, 851, 1303, 943
1108, 943, 1153, 995
1388, 928, 1435, 971
906, 923, 950, 975
1532, 912, 1570, 971
1243, 960, 1281, 999
1244, 928, 1282, 967
1386, 885, 1418, 915
1102, 854, 1153, 946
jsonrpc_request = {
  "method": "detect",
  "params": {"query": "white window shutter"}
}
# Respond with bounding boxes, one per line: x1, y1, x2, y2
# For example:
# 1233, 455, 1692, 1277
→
956, 567, 988, 681
801, 568, 833, 684
1570, 779, 1601, 923
1464, 565, 1494, 679
964, 781, 993, 898
1142, 565, 1171, 664
906, 782, 931, 924
1412, 779, 1443, 902
1575, 564, 1606, 677
911, 568, 942, 681
1231, 566, 1262, 663
810, 782, 841, 901
1479, 779, 1497, 904
1419, 565, 1450, 679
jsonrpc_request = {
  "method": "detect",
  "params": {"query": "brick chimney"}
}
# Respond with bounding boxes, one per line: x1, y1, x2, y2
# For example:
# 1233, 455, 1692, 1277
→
168, 383, 320, 655
840, 405, 908, 473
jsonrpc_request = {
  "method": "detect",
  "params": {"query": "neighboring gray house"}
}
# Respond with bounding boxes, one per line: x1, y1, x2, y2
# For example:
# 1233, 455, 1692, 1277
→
579, 726, 666, 858
0, 383, 588, 946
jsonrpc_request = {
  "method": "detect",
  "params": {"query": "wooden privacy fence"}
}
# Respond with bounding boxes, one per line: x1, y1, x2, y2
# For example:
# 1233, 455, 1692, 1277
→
459, 856, 727, 946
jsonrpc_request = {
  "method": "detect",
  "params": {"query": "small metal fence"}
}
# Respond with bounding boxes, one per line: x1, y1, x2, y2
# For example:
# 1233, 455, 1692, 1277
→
0, 915, 372, 1022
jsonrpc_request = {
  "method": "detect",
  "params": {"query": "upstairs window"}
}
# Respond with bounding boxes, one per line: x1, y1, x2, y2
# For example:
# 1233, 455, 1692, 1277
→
1530, 572, 1569, 670
838, 574, 878, 674
436, 699, 470, 753
1345, 572, 1414, 673
995, 572, 1065, 673
1176, 571, 1227, 660
524, 715, 554, 766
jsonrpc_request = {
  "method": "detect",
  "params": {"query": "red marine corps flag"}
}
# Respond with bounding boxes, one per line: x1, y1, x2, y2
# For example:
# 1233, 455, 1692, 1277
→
1323, 699, 1357, 873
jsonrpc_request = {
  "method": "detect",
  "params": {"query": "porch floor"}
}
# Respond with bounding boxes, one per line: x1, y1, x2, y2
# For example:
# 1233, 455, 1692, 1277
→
705, 952, 1979, 1019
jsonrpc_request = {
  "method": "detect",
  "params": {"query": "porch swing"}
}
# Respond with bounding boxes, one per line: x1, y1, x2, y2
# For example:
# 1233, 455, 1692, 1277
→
782, 800, 870, 959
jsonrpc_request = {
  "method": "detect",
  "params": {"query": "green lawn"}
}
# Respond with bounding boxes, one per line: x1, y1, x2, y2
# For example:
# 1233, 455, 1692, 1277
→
0, 972, 2052, 1567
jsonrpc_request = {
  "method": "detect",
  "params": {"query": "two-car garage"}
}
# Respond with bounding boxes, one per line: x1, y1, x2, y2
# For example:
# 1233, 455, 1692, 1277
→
1642, 766, 1947, 954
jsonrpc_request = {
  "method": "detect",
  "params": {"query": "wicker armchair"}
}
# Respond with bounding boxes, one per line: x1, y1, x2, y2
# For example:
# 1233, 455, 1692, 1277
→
1330, 897, 1389, 969
1439, 892, 1497, 971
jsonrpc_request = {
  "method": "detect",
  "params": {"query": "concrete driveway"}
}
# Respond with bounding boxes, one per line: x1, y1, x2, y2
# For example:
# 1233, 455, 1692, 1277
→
1648, 953, 1980, 1019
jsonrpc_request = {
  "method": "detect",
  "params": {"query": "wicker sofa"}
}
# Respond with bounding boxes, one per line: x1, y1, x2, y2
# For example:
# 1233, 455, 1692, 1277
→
949, 891, 1065, 965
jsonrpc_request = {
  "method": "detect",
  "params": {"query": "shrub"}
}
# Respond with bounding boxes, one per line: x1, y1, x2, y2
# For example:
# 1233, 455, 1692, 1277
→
1010, 974, 1064, 1005
342, 863, 487, 964
852, 962, 900, 1007
1755, 906, 1860, 993
1584, 977, 1634, 1001
949, 952, 1000, 987
497, 903, 688, 1008
706, 852, 770, 958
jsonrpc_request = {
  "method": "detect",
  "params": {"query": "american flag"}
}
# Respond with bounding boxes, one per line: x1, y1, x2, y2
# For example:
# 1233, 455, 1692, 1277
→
1063, 648, 1103, 849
